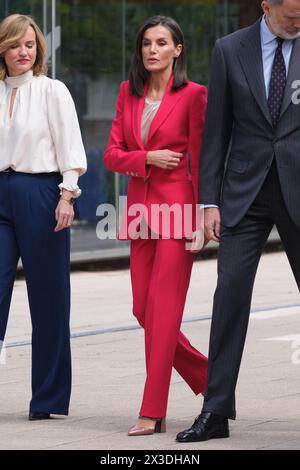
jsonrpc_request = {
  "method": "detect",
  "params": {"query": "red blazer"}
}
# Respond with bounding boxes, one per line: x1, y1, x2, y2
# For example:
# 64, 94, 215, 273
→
103, 76, 207, 239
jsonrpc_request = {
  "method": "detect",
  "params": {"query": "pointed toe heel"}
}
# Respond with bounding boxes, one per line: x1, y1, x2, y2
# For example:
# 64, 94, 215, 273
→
128, 417, 166, 436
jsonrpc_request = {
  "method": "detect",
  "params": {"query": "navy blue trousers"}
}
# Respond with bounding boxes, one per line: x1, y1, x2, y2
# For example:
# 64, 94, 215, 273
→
0, 172, 71, 415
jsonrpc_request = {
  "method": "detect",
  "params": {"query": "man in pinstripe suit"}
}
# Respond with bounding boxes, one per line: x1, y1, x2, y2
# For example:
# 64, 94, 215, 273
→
177, 0, 300, 442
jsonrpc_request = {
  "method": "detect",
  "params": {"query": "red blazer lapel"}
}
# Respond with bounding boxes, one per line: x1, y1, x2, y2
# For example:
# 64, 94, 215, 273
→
131, 83, 148, 150
131, 76, 184, 149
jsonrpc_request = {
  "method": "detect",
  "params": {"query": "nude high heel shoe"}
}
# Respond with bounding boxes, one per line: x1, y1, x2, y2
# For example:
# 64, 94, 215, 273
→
128, 416, 166, 436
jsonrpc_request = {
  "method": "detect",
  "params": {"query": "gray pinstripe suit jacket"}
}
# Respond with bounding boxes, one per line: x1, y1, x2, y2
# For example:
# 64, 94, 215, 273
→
199, 19, 300, 228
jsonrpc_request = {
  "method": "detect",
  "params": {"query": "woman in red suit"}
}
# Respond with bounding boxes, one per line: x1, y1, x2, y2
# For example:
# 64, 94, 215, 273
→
104, 15, 208, 436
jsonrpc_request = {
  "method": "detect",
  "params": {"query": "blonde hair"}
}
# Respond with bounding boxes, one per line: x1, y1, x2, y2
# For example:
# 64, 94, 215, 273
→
0, 14, 47, 80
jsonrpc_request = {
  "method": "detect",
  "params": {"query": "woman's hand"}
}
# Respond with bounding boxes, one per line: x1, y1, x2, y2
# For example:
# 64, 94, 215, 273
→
54, 190, 75, 232
146, 149, 183, 170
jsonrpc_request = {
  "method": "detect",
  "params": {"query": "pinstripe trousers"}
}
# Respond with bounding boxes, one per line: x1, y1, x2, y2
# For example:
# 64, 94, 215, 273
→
202, 161, 300, 419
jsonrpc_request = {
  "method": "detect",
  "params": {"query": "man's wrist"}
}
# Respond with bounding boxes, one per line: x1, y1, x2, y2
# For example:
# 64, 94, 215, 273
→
203, 204, 219, 209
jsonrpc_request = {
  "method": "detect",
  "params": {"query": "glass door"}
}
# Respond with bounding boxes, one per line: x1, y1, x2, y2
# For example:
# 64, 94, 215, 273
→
45, 0, 61, 79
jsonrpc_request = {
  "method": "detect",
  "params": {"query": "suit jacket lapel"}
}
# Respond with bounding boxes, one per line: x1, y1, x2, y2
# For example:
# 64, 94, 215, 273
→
131, 75, 184, 148
280, 37, 300, 119
146, 75, 184, 144
237, 19, 273, 127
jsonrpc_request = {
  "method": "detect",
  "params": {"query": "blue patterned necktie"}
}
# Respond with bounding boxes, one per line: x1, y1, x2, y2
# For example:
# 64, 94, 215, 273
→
267, 37, 286, 127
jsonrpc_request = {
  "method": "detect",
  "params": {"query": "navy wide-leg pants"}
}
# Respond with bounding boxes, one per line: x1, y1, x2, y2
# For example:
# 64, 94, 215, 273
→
0, 171, 71, 415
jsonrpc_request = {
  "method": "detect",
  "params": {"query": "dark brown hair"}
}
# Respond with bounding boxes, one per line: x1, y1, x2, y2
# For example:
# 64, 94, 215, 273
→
129, 15, 188, 97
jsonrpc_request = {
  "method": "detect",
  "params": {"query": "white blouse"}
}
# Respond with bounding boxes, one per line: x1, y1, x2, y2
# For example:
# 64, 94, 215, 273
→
0, 69, 87, 195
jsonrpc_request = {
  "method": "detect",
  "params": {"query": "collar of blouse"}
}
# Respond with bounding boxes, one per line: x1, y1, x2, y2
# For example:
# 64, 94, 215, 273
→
5, 69, 34, 88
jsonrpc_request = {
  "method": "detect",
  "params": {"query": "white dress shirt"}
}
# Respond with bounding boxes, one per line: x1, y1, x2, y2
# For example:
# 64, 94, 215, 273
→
0, 69, 87, 195
261, 15, 293, 98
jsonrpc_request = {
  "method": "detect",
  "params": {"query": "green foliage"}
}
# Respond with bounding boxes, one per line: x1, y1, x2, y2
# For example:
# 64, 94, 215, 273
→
59, 0, 221, 85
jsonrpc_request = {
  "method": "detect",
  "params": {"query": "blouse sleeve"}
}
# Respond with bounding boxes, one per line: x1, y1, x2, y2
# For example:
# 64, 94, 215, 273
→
47, 79, 87, 195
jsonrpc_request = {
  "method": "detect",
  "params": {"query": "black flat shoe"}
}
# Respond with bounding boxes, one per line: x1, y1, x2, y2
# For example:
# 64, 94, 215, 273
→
28, 412, 51, 421
176, 411, 229, 442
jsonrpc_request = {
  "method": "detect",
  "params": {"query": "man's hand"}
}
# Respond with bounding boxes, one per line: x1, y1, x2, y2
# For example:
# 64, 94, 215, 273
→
204, 207, 221, 242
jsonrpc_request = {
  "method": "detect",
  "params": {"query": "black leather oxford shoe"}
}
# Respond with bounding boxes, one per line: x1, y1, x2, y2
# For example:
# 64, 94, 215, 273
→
28, 412, 51, 421
176, 411, 229, 442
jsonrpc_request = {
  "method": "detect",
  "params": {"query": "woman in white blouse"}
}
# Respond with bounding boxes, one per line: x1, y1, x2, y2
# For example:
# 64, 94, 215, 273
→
0, 14, 87, 420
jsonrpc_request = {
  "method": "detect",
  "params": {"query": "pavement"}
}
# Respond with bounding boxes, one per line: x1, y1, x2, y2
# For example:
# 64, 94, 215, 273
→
1, 250, 300, 450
